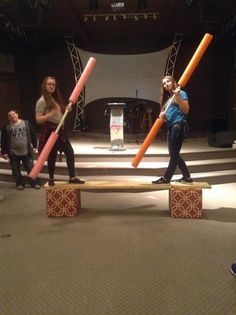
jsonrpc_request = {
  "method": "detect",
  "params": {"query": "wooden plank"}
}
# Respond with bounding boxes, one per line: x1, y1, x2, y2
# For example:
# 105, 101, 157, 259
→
44, 180, 211, 192
44, 181, 171, 192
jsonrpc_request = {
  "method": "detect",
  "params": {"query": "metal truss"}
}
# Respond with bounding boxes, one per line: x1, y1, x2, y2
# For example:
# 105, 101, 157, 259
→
215, 13, 236, 40
0, 12, 31, 43
65, 36, 85, 132
165, 33, 183, 76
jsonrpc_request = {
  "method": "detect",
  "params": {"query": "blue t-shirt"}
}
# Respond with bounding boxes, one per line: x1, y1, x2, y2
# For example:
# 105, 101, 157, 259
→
165, 90, 188, 126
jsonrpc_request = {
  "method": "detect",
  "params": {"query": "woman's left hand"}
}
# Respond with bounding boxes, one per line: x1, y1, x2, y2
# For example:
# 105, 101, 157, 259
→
66, 104, 72, 112
159, 111, 166, 122
173, 86, 181, 95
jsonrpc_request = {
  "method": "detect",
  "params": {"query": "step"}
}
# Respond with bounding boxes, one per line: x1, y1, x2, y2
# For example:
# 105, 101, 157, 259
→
1, 158, 236, 176
57, 148, 236, 162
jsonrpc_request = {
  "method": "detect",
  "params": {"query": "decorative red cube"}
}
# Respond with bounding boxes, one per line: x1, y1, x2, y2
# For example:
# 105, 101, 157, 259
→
46, 187, 81, 217
169, 188, 202, 219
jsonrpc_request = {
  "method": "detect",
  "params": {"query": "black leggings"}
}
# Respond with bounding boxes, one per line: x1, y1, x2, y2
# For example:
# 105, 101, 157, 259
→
39, 122, 76, 179
48, 133, 75, 179
163, 123, 190, 181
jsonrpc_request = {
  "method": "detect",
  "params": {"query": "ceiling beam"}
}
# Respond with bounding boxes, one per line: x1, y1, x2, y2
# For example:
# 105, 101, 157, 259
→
60, 0, 90, 44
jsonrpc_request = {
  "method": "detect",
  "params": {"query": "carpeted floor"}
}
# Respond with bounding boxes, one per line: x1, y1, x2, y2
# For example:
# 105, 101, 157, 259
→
0, 180, 236, 315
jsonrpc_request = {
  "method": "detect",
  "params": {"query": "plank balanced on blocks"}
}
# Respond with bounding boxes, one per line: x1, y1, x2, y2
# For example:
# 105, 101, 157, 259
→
44, 181, 211, 218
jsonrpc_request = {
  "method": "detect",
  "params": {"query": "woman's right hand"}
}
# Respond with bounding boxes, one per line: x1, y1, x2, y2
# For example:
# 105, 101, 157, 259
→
49, 106, 60, 117
159, 111, 166, 121
36, 106, 60, 124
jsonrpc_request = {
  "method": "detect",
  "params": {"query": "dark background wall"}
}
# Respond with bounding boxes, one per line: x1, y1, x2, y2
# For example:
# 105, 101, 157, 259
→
174, 34, 235, 132
0, 34, 235, 133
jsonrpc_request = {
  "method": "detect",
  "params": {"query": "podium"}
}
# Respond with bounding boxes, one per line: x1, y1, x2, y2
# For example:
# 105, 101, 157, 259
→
107, 102, 126, 151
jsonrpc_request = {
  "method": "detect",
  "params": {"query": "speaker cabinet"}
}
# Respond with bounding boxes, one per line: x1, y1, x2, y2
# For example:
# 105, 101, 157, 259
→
208, 131, 236, 148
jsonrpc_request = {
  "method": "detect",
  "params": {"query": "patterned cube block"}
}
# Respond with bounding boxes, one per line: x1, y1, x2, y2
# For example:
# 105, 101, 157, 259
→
46, 187, 81, 217
169, 188, 202, 219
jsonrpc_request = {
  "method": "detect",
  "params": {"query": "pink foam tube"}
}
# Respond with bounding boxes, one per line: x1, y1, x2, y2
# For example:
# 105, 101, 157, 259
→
29, 132, 59, 179
28, 57, 96, 180
69, 57, 96, 105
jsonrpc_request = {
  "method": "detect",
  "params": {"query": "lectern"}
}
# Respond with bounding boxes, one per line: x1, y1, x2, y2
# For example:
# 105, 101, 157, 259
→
107, 102, 126, 151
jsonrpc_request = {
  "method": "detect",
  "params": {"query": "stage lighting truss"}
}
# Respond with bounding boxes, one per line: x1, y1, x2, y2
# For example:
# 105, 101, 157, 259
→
83, 12, 159, 23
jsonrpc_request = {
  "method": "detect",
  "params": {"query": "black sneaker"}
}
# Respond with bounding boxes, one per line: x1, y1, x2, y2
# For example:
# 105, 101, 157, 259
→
152, 177, 170, 184
69, 177, 85, 184
175, 177, 193, 184
16, 184, 24, 190
231, 263, 236, 276
33, 184, 41, 190
24, 183, 32, 188
48, 178, 55, 186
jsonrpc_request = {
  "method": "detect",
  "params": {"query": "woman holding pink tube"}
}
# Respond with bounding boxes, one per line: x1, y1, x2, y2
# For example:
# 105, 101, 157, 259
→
35, 76, 84, 186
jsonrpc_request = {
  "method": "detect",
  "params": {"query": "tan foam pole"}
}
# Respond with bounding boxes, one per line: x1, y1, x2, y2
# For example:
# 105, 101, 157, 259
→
132, 33, 213, 168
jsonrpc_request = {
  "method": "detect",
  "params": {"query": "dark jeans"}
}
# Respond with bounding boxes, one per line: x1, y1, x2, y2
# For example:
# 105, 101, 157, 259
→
163, 123, 191, 181
9, 154, 34, 185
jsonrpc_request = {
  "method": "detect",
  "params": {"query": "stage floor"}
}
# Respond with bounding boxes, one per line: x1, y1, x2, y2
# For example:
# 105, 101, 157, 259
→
69, 132, 235, 155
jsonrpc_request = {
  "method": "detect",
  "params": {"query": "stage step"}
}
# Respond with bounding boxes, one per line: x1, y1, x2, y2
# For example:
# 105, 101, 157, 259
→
0, 159, 236, 185
0, 135, 235, 185
61, 148, 236, 162
0, 157, 236, 175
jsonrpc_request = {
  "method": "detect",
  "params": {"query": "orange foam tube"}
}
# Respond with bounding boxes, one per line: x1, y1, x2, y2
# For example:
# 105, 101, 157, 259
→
29, 132, 58, 179
132, 33, 213, 168
178, 33, 213, 87
69, 57, 96, 104
132, 119, 164, 168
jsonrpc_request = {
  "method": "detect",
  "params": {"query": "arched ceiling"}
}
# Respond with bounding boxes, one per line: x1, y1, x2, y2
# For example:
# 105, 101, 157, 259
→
0, 0, 236, 54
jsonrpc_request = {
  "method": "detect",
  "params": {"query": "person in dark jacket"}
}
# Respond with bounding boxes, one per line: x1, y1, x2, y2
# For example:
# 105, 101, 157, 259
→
1, 109, 41, 190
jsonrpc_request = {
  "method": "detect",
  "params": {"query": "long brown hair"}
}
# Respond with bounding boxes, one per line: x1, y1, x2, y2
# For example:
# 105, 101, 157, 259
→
160, 75, 178, 109
41, 76, 66, 112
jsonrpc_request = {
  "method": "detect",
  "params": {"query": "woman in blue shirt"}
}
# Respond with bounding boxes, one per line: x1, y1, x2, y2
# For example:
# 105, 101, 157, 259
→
152, 75, 193, 184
